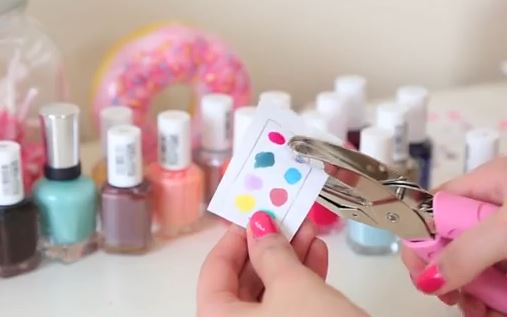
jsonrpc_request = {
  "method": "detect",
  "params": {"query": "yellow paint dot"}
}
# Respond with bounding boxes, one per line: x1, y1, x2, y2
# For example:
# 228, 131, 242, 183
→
234, 194, 256, 213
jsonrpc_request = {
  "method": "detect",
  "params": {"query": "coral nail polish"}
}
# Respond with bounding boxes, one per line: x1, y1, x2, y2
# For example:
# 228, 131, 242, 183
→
100, 125, 152, 254
416, 264, 446, 294
34, 103, 98, 263
0, 141, 40, 277
147, 110, 204, 238
196, 94, 233, 206
250, 211, 278, 238
91, 106, 133, 188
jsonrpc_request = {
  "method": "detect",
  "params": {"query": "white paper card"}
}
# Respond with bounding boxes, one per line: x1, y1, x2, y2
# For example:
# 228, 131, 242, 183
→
208, 103, 329, 239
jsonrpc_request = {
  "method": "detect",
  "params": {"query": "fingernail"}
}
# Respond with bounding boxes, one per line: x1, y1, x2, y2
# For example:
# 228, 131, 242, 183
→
415, 264, 446, 294
250, 211, 278, 238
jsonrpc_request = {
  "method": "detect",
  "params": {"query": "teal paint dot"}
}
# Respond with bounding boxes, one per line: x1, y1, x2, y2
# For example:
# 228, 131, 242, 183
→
254, 152, 275, 168
259, 209, 276, 219
284, 168, 302, 184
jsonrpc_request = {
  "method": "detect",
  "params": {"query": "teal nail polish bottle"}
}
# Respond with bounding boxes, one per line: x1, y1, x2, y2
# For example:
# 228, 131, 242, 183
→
34, 103, 98, 263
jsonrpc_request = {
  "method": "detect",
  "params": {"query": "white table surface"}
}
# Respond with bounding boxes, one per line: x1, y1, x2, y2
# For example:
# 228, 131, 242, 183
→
3, 81, 507, 317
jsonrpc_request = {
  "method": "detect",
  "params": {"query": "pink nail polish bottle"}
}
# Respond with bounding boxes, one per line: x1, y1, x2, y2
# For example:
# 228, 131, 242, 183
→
195, 94, 233, 206
147, 110, 204, 237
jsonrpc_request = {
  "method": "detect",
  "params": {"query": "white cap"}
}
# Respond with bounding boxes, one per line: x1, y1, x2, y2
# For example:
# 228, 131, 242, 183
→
158, 110, 192, 170
107, 125, 142, 188
315, 91, 348, 140
233, 106, 257, 155
465, 128, 499, 172
359, 126, 394, 165
301, 110, 329, 132
334, 75, 367, 130
100, 106, 133, 156
201, 94, 233, 151
258, 90, 291, 110
396, 85, 429, 143
376, 102, 409, 162
0, 141, 24, 205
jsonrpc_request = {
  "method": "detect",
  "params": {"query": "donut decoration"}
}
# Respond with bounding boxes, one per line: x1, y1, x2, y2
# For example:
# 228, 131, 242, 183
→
92, 24, 251, 162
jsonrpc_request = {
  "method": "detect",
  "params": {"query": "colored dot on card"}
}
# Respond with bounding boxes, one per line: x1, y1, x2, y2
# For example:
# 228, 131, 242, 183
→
259, 209, 277, 219
268, 131, 286, 145
254, 152, 275, 168
270, 188, 288, 207
235, 194, 256, 213
284, 168, 302, 184
245, 174, 263, 190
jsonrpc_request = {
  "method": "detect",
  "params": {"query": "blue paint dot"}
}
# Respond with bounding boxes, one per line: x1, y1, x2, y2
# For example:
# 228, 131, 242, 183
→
284, 168, 302, 184
254, 152, 275, 168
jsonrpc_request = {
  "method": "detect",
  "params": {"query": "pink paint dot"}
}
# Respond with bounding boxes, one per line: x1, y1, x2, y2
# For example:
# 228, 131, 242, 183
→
499, 119, 507, 131
268, 131, 286, 145
447, 110, 462, 122
270, 188, 288, 207
245, 174, 263, 190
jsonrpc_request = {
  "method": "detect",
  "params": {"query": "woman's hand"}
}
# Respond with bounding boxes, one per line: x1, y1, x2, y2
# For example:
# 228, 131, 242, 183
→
197, 211, 368, 317
402, 157, 507, 316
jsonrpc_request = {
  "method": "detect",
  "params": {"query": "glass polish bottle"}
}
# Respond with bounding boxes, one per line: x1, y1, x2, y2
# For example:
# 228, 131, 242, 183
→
258, 90, 292, 110
91, 106, 133, 188
0, 141, 40, 277
233, 106, 256, 156
376, 102, 419, 182
315, 91, 348, 141
196, 94, 233, 205
147, 110, 204, 237
464, 128, 499, 172
100, 125, 151, 254
396, 86, 433, 189
346, 126, 399, 255
34, 103, 97, 263
334, 75, 368, 149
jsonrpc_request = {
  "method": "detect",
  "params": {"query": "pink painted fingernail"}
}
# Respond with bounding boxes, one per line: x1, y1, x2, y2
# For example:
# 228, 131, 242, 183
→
250, 211, 278, 239
415, 264, 446, 294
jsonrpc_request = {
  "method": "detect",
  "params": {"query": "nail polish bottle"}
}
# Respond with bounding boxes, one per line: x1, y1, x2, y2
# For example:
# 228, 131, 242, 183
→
147, 110, 204, 237
396, 86, 433, 189
258, 90, 292, 110
464, 128, 499, 172
315, 91, 348, 141
101, 125, 152, 254
0, 141, 40, 277
91, 106, 133, 188
376, 102, 419, 182
196, 94, 233, 205
34, 103, 98, 263
233, 106, 256, 156
334, 75, 368, 149
346, 126, 399, 255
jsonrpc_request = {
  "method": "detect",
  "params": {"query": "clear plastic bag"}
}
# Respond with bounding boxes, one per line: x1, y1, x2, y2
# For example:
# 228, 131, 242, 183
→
0, 2, 66, 192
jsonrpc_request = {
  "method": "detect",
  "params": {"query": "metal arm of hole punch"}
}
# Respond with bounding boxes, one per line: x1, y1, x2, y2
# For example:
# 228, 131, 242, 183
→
288, 136, 435, 240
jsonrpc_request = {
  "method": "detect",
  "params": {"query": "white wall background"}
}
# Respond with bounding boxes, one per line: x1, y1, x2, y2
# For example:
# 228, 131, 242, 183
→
27, 0, 507, 139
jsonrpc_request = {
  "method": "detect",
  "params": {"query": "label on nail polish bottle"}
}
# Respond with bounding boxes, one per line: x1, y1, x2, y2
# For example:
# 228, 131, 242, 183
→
0, 141, 24, 205
107, 125, 142, 188
157, 110, 192, 171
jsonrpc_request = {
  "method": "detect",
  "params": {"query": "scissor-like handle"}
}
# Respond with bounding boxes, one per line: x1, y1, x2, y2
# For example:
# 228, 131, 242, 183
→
404, 191, 507, 313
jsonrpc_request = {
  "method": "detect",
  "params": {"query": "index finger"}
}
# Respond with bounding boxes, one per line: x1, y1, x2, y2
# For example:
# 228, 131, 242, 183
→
197, 224, 248, 308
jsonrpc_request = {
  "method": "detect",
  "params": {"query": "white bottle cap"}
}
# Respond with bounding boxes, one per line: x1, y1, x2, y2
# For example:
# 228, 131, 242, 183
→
0, 141, 24, 205
315, 91, 348, 140
465, 128, 499, 172
334, 75, 367, 130
158, 110, 192, 170
233, 106, 257, 155
100, 106, 133, 156
107, 125, 143, 188
359, 126, 394, 165
258, 90, 291, 110
301, 110, 329, 132
396, 85, 429, 143
201, 94, 233, 151
376, 102, 409, 162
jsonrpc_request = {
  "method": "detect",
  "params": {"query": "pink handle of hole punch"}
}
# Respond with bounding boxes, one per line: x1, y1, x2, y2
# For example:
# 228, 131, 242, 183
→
404, 191, 507, 314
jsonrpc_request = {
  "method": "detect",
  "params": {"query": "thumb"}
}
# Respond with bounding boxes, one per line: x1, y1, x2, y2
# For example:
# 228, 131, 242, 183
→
246, 211, 304, 287
415, 205, 507, 295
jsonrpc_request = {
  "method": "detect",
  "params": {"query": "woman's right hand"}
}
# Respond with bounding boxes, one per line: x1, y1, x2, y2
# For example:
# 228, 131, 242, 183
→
402, 158, 507, 316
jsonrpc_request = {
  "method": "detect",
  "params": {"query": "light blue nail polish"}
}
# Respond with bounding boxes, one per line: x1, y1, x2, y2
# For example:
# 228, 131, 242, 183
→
346, 220, 399, 255
35, 103, 98, 263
